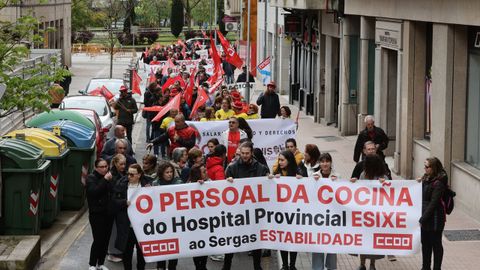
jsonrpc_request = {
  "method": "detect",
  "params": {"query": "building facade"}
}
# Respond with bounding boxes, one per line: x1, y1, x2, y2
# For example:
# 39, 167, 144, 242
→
0, 0, 72, 66
270, 0, 480, 223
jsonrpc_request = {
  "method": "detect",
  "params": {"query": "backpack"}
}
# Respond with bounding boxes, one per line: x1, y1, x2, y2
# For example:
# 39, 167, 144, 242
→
442, 186, 456, 215
435, 179, 456, 215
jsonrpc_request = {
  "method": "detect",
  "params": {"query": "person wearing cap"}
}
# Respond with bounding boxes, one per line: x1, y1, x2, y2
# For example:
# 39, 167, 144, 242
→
112, 85, 138, 143
215, 98, 235, 120
230, 91, 242, 102
232, 101, 248, 119
236, 66, 255, 83
256, 81, 280, 119
247, 104, 260, 119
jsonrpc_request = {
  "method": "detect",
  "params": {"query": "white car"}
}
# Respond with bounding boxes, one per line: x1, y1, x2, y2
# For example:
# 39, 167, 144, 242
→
60, 95, 117, 139
81, 78, 143, 104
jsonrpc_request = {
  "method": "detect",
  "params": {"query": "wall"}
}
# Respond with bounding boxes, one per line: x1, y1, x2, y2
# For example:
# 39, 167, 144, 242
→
346, 0, 480, 27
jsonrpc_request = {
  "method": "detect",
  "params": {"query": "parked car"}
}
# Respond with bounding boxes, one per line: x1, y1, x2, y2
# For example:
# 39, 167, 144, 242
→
80, 78, 143, 104
62, 108, 107, 159
59, 95, 117, 139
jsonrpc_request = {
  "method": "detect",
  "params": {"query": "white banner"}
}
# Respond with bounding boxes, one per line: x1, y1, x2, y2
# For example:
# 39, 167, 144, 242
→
146, 59, 215, 76
257, 57, 271, 86
186, 119, 296, 169
128, 178, 422, 262
226, 83, 255, 99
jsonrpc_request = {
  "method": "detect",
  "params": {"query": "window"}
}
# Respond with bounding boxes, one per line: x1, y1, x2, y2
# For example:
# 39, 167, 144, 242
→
466, 52, 480, 168
424, 23, 433, 139
465, 29, 480, 169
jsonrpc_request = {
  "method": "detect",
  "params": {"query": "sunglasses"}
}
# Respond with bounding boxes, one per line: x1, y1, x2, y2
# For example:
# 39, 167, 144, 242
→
128, 172, 137, 176
229, 121, 238, 124
424, 165, 431, 169
97, 165, 108, 168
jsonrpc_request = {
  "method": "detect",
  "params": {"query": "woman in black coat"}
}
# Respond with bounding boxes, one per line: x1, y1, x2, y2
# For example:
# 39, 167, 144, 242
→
111, 164, 148, 270
86, 159, 113, 270
419, 157, 447, 270
271, 150, 307, 270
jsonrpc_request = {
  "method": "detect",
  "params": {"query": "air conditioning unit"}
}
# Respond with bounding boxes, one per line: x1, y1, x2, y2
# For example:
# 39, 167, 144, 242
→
225, 22, 239, 32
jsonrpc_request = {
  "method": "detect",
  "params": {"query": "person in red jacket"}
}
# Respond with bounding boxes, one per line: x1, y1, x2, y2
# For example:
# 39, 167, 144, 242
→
206, 144, 227, 180
147, 114, 199, 158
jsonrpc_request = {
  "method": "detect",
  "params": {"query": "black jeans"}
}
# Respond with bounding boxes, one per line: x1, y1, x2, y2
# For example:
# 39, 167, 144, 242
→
223, 249, 262, 270
157, 259, 178, 270
89, 212, 114, 267
280, 251, 297, 268
123, 227, 145, 270
421, 229, 443, 270
193, 256, 208, 270
121, 123, 133, 143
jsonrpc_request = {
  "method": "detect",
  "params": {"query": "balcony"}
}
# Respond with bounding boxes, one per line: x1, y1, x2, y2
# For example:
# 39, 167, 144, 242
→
225, 0, 241, 16
270, 0, 327, 10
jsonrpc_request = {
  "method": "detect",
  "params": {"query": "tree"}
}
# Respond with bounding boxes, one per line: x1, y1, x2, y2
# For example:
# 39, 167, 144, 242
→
135, 0, 170, 28
171, 0, 184, 37
180, 0, 203, 30
0, 1, 68, 118
95, 0, 125, 78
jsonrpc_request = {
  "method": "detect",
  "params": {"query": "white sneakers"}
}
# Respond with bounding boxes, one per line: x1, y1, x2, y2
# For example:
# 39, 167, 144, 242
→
88, 267, 96, 270
106, 254, 122, 263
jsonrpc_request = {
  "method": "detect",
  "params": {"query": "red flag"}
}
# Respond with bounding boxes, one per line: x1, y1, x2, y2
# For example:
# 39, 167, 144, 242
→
142, 106, 164, 112
217, 30, 243, 69
210, 35, 222, 74
132, 70, 142, 95
208, 77, 224, 95
178, 39, 187, 58
207, 70, 221, 85
190, 87, 209, 119
152, 94, 181, 122
148, 73, 156, 83
201, 30, 208, 38
184, 67, 197, 107
162, 58, 175, 76
162, 75, 186, 93
90, 85, 114, 101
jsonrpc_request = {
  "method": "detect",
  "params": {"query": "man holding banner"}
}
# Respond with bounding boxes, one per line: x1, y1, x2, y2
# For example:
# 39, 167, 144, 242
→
223, 141, 270, 270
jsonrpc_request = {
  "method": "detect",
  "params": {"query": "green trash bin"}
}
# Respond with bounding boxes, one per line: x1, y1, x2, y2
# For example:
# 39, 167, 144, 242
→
39, 120, 96, 210
0, 139, 51, 235
26, 109, 95, 130
4, 128, 70, 228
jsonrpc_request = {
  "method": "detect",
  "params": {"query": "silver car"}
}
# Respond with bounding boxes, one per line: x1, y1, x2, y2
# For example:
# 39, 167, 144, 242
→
60, 95, 117, 139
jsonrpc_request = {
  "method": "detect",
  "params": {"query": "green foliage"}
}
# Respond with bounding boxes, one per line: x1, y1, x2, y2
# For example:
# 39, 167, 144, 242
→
0, 10, 68, 117
72, 0, 107, 31
136, 0, 171, 27
171, 0, 184, 37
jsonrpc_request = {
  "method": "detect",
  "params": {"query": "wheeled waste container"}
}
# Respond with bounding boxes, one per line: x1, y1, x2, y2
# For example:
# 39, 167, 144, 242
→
4, 128, 70, 227
26, 109, 95, 130
0, 139, 50, 235
39, 120, 96, 210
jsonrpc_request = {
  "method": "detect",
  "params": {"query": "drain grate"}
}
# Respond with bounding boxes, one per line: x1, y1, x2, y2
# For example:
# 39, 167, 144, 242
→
313, 135, 343, 142
444, 229, 480, 241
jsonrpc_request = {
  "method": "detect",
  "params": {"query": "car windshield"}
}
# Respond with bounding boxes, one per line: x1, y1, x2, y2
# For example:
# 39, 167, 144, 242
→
63, 99, 108, 116
87, 80, 124, 94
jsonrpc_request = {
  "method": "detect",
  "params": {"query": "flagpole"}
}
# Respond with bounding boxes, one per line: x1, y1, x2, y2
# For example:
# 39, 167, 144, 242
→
245, 0, 251, 103
214, 0, 218, 45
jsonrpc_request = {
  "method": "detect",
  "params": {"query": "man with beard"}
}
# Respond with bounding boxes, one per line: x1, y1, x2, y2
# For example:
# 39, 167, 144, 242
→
256, 81, 280, 119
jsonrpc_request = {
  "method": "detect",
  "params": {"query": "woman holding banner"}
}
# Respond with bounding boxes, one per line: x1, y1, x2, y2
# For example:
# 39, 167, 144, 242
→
152, 162, 183, 270
111, 164, 148, 270
272, 150, 308, 270
215, 99, 235, 120
351, 155, 386, 270
304, 144, 321, 176
312, 153, 340, 270
188, 164, 209, 269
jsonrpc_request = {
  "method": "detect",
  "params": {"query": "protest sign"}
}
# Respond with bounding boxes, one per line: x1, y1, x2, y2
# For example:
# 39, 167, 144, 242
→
185, 119, 296, 168
128, 177, 421, 262
147, 59, 215, 76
